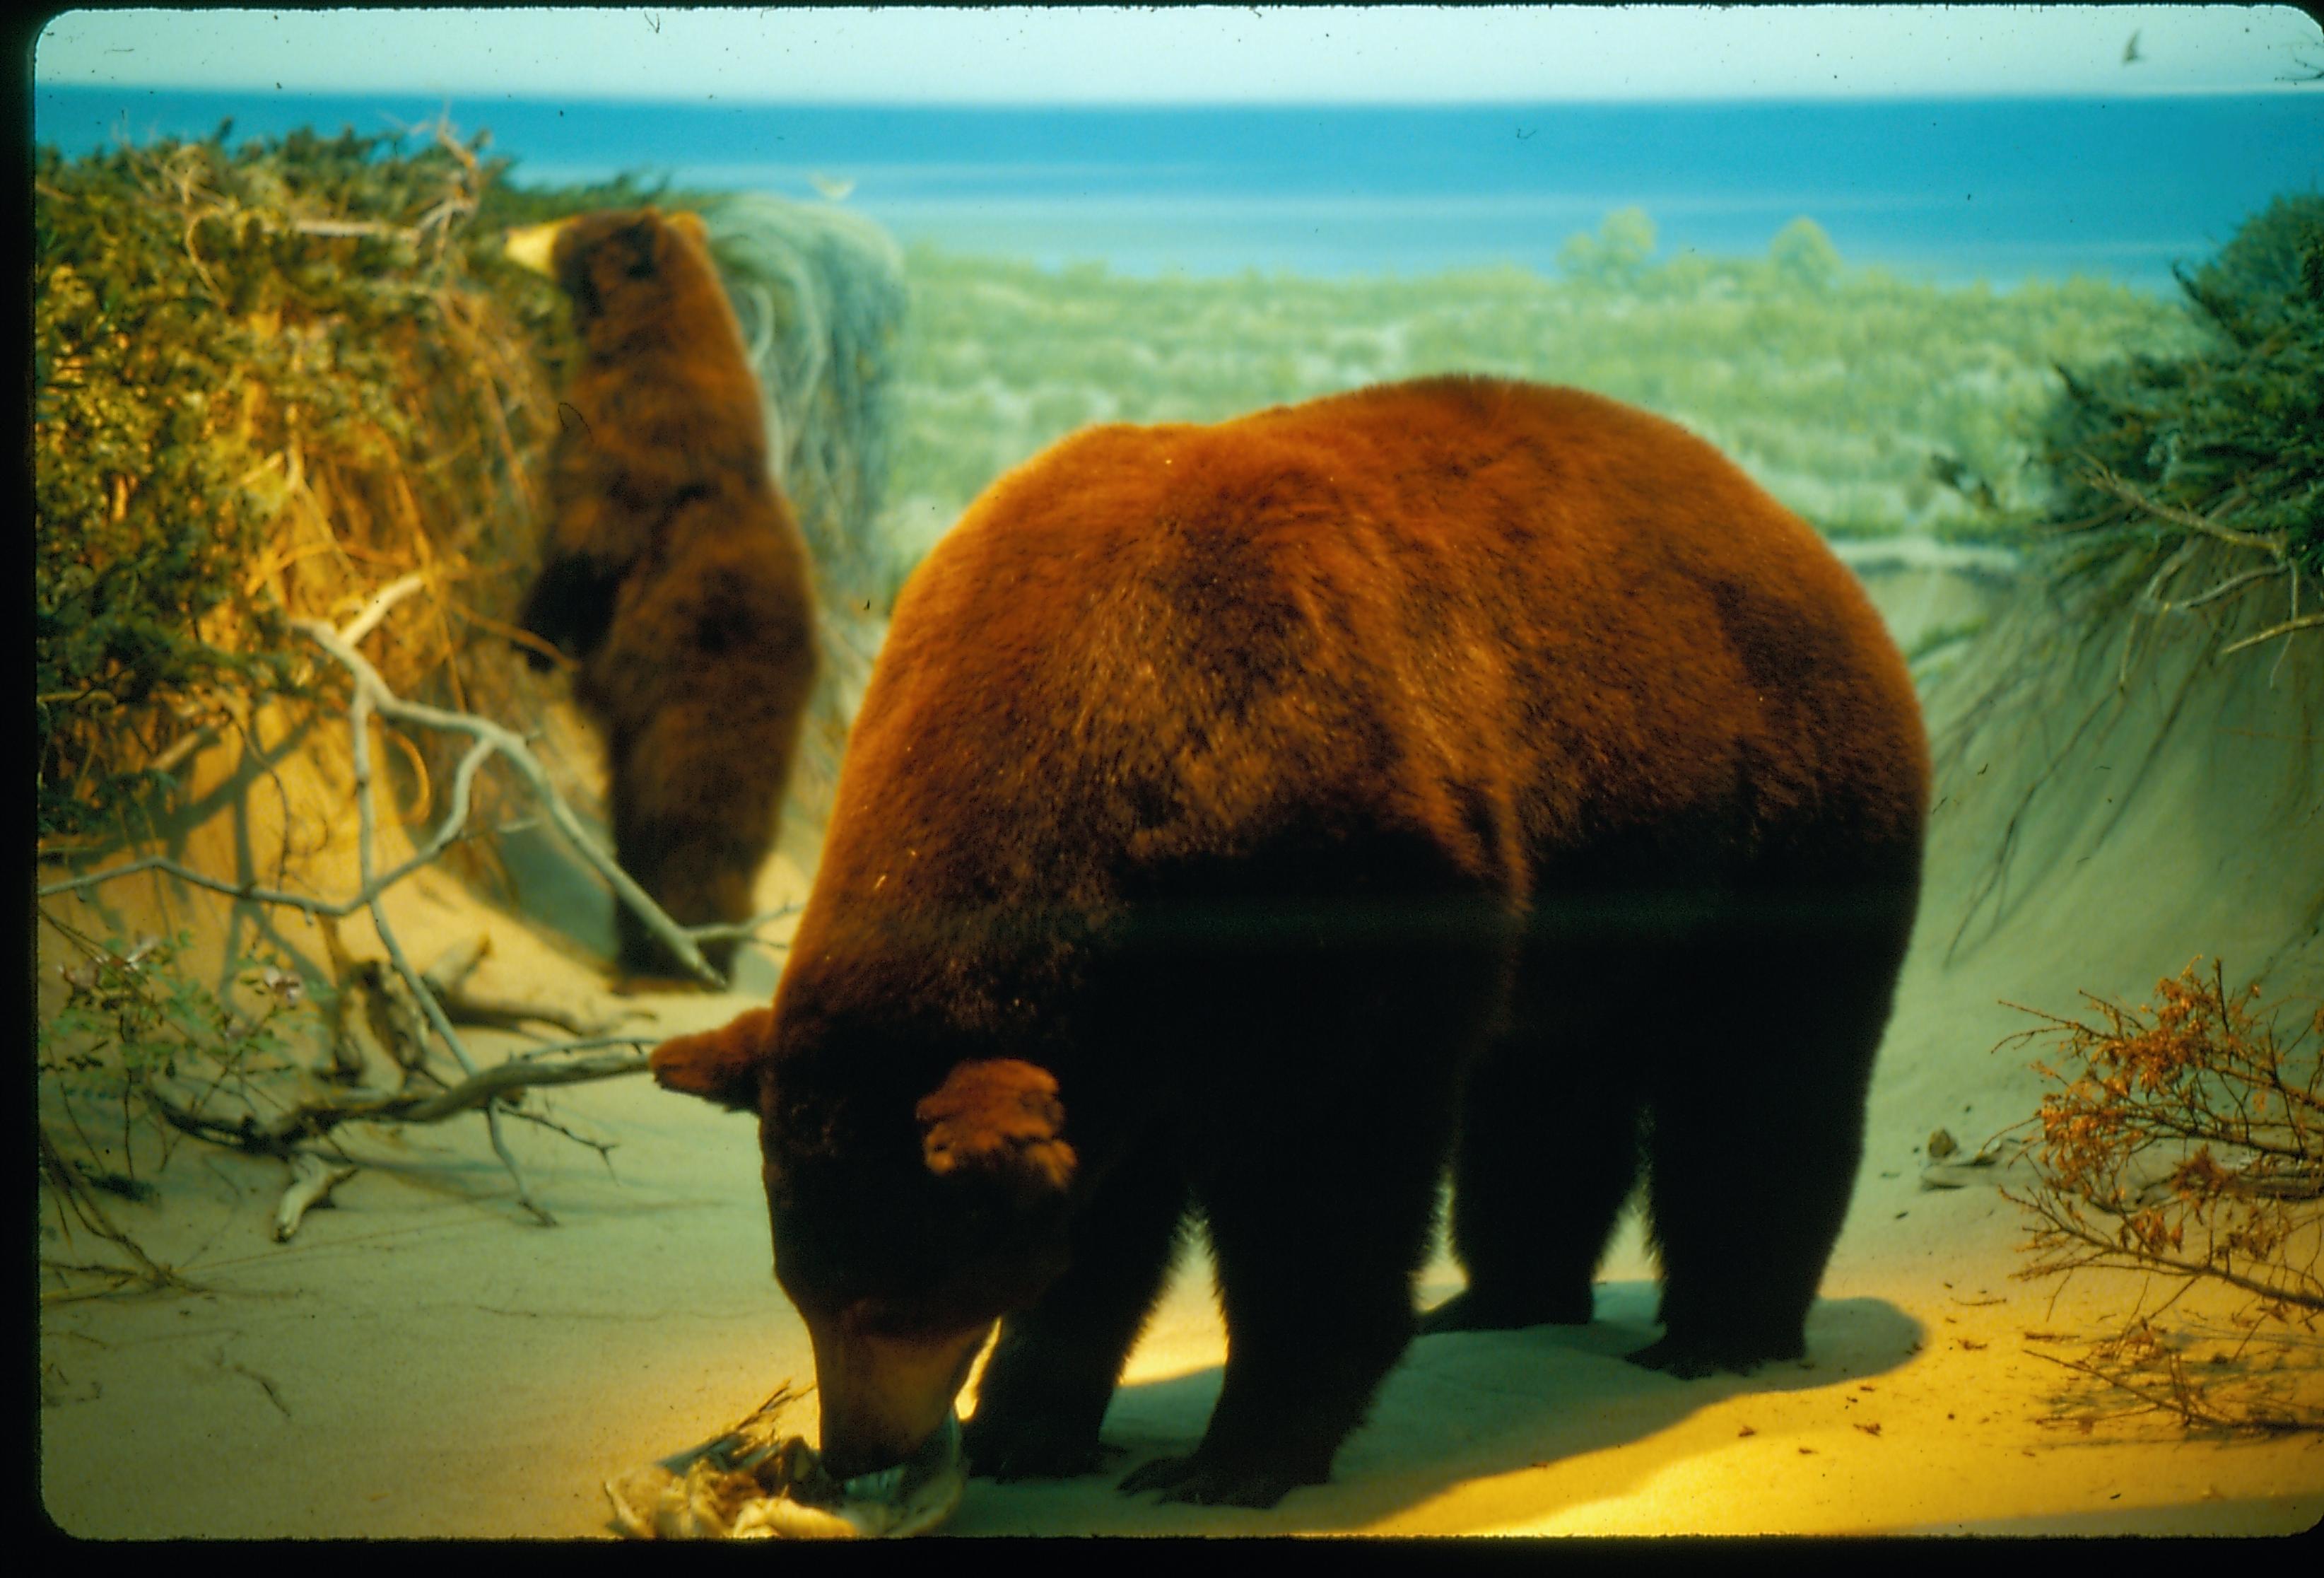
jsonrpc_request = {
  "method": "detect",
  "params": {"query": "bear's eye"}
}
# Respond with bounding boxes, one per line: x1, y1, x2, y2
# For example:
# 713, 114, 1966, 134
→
846, 1295, 944, 1338
618, 219, 662, 279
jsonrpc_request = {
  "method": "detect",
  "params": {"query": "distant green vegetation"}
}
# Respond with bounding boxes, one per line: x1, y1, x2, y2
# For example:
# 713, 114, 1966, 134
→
874, 208, 2205, 604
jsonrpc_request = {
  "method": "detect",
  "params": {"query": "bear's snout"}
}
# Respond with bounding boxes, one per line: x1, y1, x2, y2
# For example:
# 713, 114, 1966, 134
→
804, 1314, 992, 1483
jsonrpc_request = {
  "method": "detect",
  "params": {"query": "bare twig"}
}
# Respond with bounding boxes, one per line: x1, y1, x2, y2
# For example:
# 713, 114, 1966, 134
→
2064, 467, 2316, 687
2153, 561, 2290, 616
2001, 962, 2324, 1431
2083, 469, 2284, 556
2003, 1186, 2324, 1310
688, 901, 804, 949
2222, 612, 2324, 658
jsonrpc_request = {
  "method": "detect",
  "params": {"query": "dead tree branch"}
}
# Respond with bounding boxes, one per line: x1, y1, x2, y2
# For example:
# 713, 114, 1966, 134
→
141, 1044, 654, 1152
40, 573, 739, 983
35, 573, 787, 1236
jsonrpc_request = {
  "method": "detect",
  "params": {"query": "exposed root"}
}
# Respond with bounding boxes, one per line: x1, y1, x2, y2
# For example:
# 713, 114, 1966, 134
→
37, 1125, 202, 1302
273, 1152, 360, 1242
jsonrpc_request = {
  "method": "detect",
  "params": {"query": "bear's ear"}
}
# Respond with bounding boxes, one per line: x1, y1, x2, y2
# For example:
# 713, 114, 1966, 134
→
650, 1007, 775, 1111
915, 1060, 1076, 1201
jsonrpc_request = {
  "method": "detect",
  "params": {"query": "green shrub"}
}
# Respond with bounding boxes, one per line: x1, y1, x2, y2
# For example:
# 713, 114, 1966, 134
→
33, 122, 565, 843
2031, 194, 2324, 588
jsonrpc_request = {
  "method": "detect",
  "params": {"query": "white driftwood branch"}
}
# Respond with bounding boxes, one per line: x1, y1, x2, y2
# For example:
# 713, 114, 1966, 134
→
139, 1039, 656, 1241
274, 1153, 360, 1241
144, 1045, 656, 1153
423, 933, 491, 995
293, 586, 726, 987
686, 901, 804, 945
40, 575, 736, 986
36, 574, 787, 1227
340, 593, 547, 1221
394, 1047, 653, 1121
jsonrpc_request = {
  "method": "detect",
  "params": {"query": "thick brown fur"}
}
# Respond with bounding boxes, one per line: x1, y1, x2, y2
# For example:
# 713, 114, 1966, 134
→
652, 375, 1930, 1507
517, 208, 816, 980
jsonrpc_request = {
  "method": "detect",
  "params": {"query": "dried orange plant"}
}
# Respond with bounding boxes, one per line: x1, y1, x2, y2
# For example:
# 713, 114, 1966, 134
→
1999, 959, 2323, 1432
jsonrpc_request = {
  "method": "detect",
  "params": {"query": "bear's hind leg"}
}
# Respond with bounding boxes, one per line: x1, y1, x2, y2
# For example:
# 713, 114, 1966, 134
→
1422, 946, 1646, 1336
965, 1146, 1189, 1481
1631, 909, 1906, 1377
609, 803, 756, 981
607, 708, 785, 983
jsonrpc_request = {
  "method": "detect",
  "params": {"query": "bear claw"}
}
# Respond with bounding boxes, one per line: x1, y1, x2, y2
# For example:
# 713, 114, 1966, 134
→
961, 1416, 1117, 1482
1626, 1333, 1795, 1379
968, 1443, 1118, 1483
1118, 1453, 1321, 1509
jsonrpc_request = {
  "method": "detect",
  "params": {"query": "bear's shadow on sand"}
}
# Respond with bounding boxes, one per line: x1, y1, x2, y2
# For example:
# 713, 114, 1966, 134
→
945, 1282, 1922, 1536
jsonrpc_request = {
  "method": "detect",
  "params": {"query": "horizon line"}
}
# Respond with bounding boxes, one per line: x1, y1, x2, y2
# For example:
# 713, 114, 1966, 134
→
40, 82, 2324, 111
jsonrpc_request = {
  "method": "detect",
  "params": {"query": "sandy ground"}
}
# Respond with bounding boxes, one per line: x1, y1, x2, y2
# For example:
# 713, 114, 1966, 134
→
35, 556, 2324, 1539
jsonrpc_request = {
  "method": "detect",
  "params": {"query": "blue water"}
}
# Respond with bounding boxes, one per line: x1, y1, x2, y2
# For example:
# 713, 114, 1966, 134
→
34, 87, 2324, 291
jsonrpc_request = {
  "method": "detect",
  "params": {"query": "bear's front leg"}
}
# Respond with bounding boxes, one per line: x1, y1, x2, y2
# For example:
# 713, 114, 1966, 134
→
517, 545, 624, 667
962, 1321, 1127, 1482
1119, 1147, 1436, 1509
1114, 1283, 1413, 1509
965, 1149, 1188, 1483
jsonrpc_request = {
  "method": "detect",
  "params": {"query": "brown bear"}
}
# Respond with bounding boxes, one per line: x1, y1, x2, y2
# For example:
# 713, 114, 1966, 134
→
506, 207, 816, 982
650, 375, 1929, 1509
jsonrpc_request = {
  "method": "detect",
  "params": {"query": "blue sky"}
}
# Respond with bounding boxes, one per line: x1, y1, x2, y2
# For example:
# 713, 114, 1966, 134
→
33, 5, 2324, 103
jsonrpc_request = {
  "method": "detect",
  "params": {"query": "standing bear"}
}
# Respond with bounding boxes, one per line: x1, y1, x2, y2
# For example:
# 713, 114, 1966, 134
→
650, 375, 1929, 1509
506, 207, 816, 983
